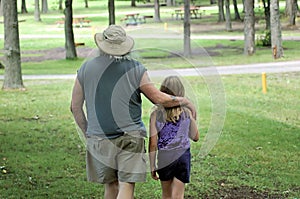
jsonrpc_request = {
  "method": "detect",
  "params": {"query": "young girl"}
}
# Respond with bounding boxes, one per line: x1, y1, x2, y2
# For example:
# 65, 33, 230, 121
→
149, 76, 199, 199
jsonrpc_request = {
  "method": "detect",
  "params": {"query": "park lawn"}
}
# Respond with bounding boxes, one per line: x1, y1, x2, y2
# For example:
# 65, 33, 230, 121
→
0, 72, 299, 198
0, 38, 299, 76
1, 0, 300, 75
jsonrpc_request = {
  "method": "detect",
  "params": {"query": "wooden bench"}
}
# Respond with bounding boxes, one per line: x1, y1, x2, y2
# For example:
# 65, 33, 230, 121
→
75, 42, 85, 47
120, 17, 128, 22
142, 15, 153, 23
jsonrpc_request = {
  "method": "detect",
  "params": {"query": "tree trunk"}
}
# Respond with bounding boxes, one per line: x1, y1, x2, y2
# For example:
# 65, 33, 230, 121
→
285, 0, 292, 16
233, 0, 241, 20
288, 0, 297, 25
108, 0, 115, 25
242, 0, 245, 12
225, 0, 232, 31
42, 0, 48, 13
131, 0, 136, 7
167, 0, 176, 6
85, 0, 88, 8
270, 0, 283, 59
167, 0, 172, 6
218, 0, 225, 22
64, 0, 77, 59
154, 0, 161, 22
59, 0, 63, 10
183, 0, 191, 57
2, 0, 24, 90
0, 0, 3, 16
262, 0, 271, 30
21, 0, 28, 13
34, 0, 41, 21
244, 0, 255, 55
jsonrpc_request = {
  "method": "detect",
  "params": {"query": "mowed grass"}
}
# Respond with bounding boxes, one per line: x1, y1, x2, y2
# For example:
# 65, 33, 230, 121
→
1, 0, 300, 75
0, 72, 299, 198
0, 37, 299, 76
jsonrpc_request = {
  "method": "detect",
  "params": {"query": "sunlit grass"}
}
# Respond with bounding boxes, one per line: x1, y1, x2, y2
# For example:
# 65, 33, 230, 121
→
0, 73, 299, 198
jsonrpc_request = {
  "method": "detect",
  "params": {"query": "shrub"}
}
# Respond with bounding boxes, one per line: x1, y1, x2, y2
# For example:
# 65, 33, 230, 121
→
256, 30, 271, 47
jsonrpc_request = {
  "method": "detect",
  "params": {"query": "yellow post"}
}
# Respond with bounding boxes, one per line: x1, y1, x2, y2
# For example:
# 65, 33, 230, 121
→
164, 22, 168, 31
262, 72, 267, 94
92, 26, 96, 36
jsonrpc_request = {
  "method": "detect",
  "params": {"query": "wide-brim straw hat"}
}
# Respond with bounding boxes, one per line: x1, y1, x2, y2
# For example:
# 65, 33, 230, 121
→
94, 25, 134, 56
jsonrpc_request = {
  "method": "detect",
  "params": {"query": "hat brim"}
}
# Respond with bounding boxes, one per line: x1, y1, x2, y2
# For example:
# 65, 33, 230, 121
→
94, 33, 134, 56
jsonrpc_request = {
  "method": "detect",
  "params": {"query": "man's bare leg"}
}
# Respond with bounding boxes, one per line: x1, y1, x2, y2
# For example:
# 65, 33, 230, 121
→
117, 182, 135, 199
104, 181, 119, 199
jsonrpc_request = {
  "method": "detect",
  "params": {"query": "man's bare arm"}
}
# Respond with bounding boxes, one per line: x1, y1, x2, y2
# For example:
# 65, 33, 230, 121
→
140, 72, 197, 119
70, 78, 87, 135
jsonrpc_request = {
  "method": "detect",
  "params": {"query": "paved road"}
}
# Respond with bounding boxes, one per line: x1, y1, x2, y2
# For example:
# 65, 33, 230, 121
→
1, 60, 299, 80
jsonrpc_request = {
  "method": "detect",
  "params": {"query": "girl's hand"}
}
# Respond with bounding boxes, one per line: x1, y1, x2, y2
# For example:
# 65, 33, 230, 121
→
151, 170, 159, 180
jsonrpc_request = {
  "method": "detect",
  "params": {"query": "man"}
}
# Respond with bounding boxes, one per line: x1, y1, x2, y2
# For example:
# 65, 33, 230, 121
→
70, 25, 196, 199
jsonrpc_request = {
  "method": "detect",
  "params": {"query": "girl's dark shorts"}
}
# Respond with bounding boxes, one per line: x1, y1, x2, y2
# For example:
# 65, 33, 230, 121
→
157, 148, 191, 183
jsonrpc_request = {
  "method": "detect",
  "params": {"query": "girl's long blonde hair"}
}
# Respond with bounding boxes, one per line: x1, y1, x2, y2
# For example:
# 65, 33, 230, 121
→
157, 76, 186, 123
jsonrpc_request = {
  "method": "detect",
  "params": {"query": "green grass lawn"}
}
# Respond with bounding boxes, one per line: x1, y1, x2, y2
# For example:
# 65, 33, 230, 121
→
0, 73, 299, 198
1, 0, 300, 75
0, 1, 299, 198
0, 37, 299, 76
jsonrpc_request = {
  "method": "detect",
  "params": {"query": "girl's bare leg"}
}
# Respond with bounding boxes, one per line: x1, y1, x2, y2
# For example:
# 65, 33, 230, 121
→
171, 177, 185, 199
161, 180, 172, 199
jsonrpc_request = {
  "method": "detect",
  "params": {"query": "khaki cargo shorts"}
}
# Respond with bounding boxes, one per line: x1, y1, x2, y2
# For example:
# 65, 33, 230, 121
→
86, 131, 147, 184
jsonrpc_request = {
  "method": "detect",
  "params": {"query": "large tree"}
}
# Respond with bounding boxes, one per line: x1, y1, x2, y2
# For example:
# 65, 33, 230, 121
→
59, 0, 63, 10
286, 0, 298, 25
262, 0, 271, 30
131, 0, 136, 7
108, 0, 115, 25
167, 0, 176, 6
154, 0, 161, 22
42, 0, 49, 13
225, 0, 232, 31
2, 0, 24, 90
218, 0, 225, 22
21, 0, 28, 13
244, 0, 255, 55
183, 0, 191, 57
232, 0, 241, 20
34, 0, 41, 21
270, 0, 283, 59
0, 0, 3, 16
64, 0, 77, 59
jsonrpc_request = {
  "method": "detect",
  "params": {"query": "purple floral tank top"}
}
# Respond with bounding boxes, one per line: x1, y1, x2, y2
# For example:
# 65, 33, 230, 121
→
156, 111, 191, 151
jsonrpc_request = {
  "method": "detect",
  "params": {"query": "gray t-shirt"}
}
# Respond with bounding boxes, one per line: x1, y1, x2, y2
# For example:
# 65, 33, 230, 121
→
77, 56, 147, 139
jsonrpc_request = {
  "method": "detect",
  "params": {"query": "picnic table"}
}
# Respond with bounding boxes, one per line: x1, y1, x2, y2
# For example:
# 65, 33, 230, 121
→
120, 13, 153, 26
72, 16, 91, 27
124, 13, 140, 25
56, 16, 91, 27
172, 6, 201, 20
